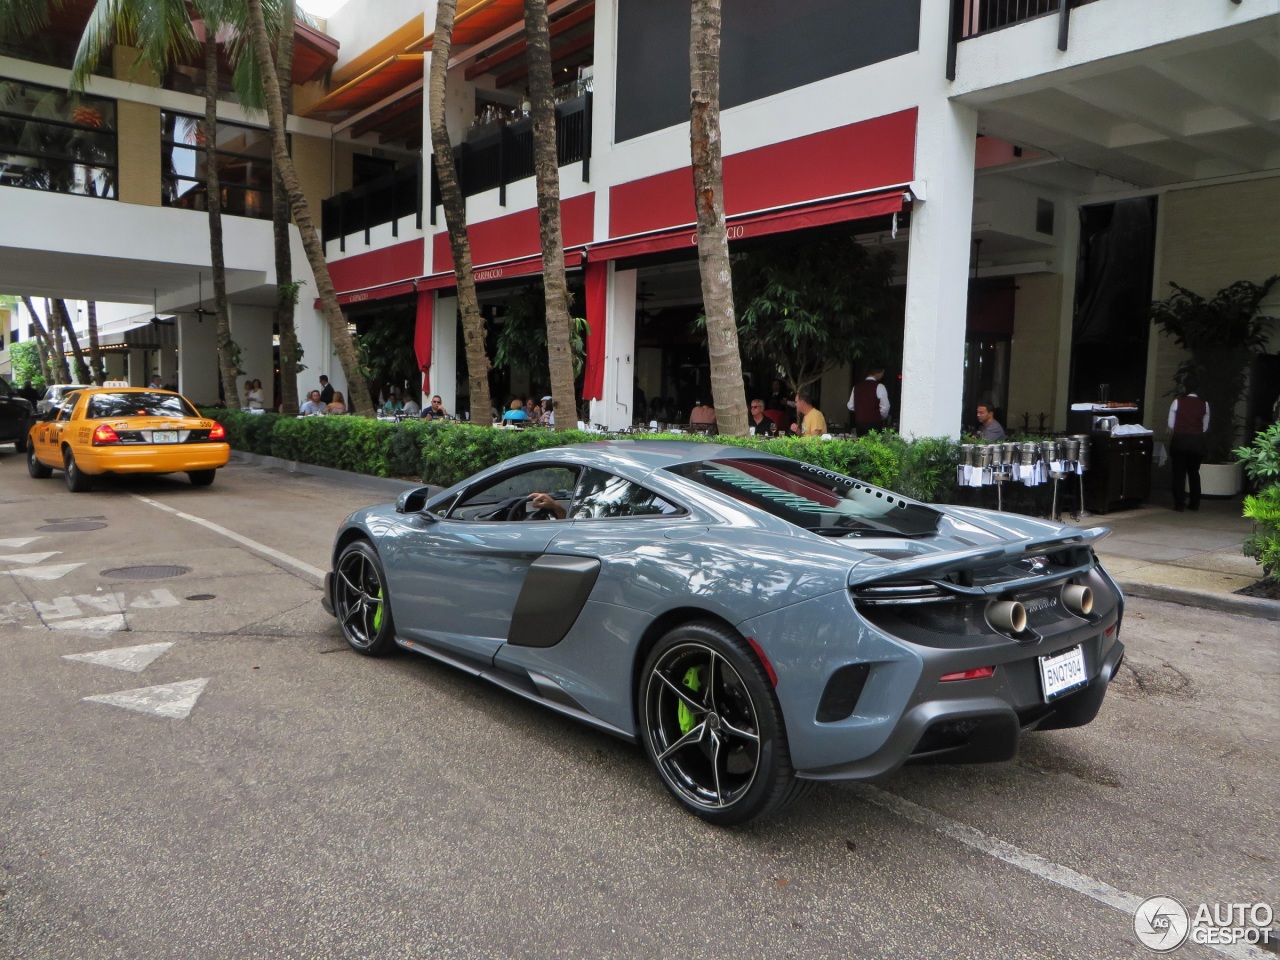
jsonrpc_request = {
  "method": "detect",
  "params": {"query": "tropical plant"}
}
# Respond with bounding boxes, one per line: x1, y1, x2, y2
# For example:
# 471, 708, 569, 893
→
427, 0, 492, 426
493, 285, 589, 386
1150, 276, 1279, 462
689, 0, 747, 437
51, 298, 90, 382
523, 0, 576, 431
731, 234, 898, 398
19, 295, 60, 382
1235, 422, 1280, 581
8, 340, 45, 391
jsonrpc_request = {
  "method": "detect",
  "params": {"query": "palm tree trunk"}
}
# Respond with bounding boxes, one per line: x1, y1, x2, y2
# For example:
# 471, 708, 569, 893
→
205, 32, 242, 410
21, 296, 54, 384
690, 0, 747, 437
245, 0, 373, 417
429, 0, 492, 426
85, 301, 105, 384
524, 0, 576, 431
53, 299, 91, 383
273, 0, 300, 416
43, 299, 72, 383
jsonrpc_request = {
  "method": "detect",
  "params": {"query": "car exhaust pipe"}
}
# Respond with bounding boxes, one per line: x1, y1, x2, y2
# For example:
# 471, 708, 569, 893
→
987, 600, 1026, 635
1062, 584, 1093, 617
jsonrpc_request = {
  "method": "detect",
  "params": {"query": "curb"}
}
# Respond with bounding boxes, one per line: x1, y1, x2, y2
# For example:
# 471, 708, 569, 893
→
231, 452, 433, 497
1115, 578, 1280, 622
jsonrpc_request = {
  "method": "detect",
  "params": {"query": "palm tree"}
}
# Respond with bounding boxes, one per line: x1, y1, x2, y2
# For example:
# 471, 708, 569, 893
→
42, 298, 72, 382
85, 300, 105, 383
52, 298, 91, 382
523, 0, 575, 431
20, 295, 62, 383
271, 0, 301, 415
427, 0, 492, 426
244, 0, 374, 416
690, 0, 747, 437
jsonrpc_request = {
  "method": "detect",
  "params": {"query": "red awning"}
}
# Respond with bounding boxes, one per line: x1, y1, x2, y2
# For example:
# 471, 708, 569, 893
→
418, 250, 583, 291
330, 279, 417, 308
586, 187, 909, 262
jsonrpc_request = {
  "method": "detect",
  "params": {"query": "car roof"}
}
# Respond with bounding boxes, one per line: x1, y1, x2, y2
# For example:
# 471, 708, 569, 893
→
527, 439, 774, 470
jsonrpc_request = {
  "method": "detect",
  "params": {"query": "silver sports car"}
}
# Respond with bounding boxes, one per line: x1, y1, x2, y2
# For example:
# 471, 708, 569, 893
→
324, 441, 1125, 825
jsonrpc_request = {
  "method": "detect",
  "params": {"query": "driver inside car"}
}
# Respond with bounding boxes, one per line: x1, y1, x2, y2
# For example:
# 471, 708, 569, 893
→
527, 492, 567, 519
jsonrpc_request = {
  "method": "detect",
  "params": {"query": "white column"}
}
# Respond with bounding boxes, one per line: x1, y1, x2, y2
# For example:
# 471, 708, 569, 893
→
432, 293, 458, 416
229, 304, 275, 408
158, 345, 178, 387
1053, 207, 1081, 431
900, 99, 979, 440
177, 317, 218, 404
295, 303, 339, 400
590, 265, 636, 430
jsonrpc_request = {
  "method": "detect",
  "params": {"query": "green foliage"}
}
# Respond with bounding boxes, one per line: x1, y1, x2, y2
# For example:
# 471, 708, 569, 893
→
1235, 423, 1280, 581
726, 235, 898, 395
493, 285, 589, 383
1150, 276, 1279, 461
8, 341, 45, 390
354, 308, 416, 392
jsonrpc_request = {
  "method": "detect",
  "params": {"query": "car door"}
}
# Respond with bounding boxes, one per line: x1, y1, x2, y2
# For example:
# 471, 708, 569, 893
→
31, 391, 81, 466
379, 463, 581, 668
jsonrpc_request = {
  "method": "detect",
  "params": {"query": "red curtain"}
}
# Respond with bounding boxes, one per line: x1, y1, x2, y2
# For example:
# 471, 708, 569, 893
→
582, 260, 608, 401
414, 288, 432, 392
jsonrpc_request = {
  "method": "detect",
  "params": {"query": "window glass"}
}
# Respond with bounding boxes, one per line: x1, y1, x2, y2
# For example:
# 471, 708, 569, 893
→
448, 466, 580, 521
87, 392, 197, 419
0, 377, 12, 397
570, 468, 681, 519
667, 457, 941, 538
56, 393, 81, 421
0, 79, 117, 198
160, 111, 273, 219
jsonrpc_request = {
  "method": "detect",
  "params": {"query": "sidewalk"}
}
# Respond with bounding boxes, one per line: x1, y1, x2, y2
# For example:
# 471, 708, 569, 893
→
1069, 491, 1280, 622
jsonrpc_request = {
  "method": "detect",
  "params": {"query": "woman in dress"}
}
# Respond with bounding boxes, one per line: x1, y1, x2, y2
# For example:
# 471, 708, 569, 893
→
244, 378, 265, 411
325, 391, 347, 415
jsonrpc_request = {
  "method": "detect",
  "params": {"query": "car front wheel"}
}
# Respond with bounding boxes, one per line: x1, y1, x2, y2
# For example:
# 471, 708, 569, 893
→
27, 442, 51, 478
63, 448, 92, 492
333, 540, 397, 656
639, 622, 807, 826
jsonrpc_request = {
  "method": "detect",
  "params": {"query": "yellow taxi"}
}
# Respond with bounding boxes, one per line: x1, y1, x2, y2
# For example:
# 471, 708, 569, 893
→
26, 385, 230, 492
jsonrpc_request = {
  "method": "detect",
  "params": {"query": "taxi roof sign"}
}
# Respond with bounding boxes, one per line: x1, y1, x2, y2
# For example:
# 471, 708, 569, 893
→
102, 380, 130, 387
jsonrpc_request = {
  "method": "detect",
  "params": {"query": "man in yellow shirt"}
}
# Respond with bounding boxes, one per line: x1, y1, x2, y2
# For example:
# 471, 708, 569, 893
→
790, 393, 827, 437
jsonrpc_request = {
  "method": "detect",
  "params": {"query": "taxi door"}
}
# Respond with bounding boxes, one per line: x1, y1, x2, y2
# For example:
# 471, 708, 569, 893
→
31, 391, 80, 467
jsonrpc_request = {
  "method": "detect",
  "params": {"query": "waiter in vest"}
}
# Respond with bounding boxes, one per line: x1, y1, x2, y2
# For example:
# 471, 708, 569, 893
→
847, 367, 890, 435
1167, 374, 1210, 512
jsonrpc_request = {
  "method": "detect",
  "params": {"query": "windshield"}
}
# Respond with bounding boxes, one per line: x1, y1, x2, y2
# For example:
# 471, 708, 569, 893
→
87, 392, 198, 419
667, 457, 941, 538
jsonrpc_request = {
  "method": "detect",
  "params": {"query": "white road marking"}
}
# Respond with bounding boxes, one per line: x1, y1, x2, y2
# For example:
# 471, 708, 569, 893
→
51, 615, 127, 632
0, 552, 60, 565
131, 495, 326, 581
848, 784, 1271, 960
64, 642, 173, 673
0, 601, 28, 625
0, 537, 40, 549
34, 590, 180, 623
83, 678, 209, 719
8, 562, 85, 581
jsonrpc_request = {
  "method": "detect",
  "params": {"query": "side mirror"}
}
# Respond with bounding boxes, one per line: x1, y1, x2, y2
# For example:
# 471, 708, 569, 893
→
395, 486, 434, 515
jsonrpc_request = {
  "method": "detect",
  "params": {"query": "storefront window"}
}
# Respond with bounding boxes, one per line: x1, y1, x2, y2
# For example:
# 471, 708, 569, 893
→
0, 78, 117, 198
160, 111, 272, 219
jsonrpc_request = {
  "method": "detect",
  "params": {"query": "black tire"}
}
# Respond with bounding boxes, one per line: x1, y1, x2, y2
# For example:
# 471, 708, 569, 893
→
638, 622, 804, 826
14, 432, 27, 453
27, 441, 52, 479
63, 447, 92, 492
188, 470, 216, 487
333, 540, 397, 656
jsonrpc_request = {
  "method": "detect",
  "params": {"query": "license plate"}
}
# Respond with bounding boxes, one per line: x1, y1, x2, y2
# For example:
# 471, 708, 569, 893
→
152, 430, 178, 443
1039, 645, 1088, 701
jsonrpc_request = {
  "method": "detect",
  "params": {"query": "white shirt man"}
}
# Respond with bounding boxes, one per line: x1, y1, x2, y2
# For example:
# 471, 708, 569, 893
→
299, 390, 327, 416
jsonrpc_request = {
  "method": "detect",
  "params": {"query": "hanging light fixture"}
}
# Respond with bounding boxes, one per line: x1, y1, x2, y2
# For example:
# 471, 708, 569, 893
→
192, 272, 214, 322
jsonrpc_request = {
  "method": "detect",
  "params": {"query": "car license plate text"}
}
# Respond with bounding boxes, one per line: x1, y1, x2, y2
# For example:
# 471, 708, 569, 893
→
152, 430, 178, 443
1039, 645, 1087, 701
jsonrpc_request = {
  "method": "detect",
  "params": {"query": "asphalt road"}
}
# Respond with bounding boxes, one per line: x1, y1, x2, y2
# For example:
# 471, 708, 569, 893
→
1, 450, 1276, 960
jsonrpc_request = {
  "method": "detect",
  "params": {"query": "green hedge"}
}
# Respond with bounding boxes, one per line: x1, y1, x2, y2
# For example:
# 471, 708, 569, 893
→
202, 411, 961, 503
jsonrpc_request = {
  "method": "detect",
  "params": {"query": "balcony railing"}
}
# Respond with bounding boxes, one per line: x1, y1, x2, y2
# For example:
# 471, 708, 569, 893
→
322, 93, 593, 251
947, 0, 1103, 79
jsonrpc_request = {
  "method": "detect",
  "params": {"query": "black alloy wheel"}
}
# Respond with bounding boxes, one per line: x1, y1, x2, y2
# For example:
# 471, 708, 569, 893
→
639, 622, 806, 825
333, 540, 397, 656
63, 448, 92, 492
27, 441, 51, 478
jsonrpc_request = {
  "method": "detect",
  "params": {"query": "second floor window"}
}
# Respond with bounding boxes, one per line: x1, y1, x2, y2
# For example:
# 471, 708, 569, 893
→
0, 78, 117, 198
161, 111, 272, 220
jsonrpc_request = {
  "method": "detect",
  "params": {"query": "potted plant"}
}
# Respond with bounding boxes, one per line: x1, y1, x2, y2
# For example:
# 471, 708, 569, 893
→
1150, 276, 1279, 494
1234, 423, 1280, 591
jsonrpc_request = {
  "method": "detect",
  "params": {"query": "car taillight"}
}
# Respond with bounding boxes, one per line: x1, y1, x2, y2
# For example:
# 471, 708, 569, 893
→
939, 666, 995, 682
92, 424, 120, 445
209, 422, 226, 440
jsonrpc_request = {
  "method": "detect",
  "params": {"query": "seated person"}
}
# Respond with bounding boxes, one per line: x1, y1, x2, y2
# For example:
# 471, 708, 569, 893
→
688, 401, 717, 425
747, 399, 778, 436
789, 392, 827, 437
421, 395, 449, 420
527, 492, 566, 519
502, 398, 529, 423
538, 397, 556, 426
401, 393, 421, 417
381, 388, 403, 416
299, 390, 327, 416
324, 391, 347, 415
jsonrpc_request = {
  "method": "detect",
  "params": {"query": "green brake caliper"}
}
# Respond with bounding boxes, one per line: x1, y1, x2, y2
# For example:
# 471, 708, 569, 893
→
371, 587, 384, 632
676, 666, 703, 734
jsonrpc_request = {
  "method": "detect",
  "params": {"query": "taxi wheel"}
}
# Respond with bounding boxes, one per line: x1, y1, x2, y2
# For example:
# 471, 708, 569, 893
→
62, 448, 93, 492
27, 442, 52, 479
188, 470, 216, 487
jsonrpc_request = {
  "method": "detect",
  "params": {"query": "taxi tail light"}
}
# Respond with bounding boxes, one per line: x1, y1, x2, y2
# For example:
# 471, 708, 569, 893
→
92, 424, 120, 445
209, 422, 226, 441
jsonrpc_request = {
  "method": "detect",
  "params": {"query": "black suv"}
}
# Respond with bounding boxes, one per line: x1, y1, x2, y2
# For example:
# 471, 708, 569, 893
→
0, 375, 35, 451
